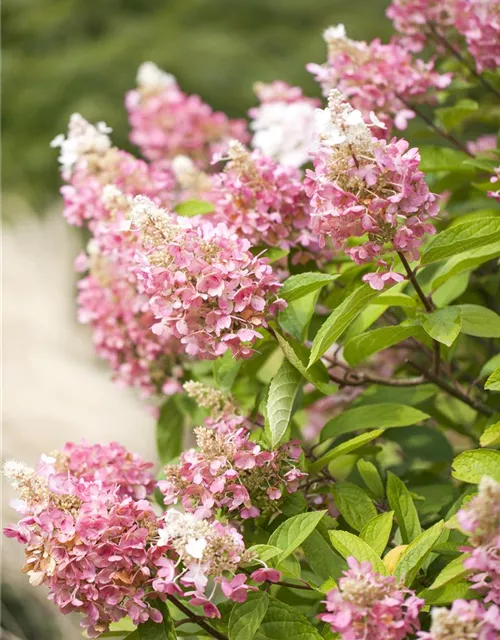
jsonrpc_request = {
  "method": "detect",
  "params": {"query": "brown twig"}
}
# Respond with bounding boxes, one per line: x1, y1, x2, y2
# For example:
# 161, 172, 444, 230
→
407, 360, 494, 416
167, 595, 228, 640
396, 94, 473, 156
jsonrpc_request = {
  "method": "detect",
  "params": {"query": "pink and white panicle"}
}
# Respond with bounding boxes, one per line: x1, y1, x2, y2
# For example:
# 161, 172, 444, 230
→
306, 90, 439, 289
307, 25, 451, 133
3, 459, 164, 637
489, 167, 500, 203
249, 81, 320, 168
41, 441, 155, 500
454, 0, 500, 72
159, 381, 305, 520
457, 476, 500, 605
418, 599, 500, 640
129, 195, 286, 359
51, 113, 174, 229
210, 141, 318, 257
126, 62, 249, 167
319, 557, 424, 640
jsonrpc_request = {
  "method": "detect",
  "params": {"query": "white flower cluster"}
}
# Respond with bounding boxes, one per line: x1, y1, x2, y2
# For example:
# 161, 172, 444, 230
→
136, 61, 176, 91
50, 113, 112, 179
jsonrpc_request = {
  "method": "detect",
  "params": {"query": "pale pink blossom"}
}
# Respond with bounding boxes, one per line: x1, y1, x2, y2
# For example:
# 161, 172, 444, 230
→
126, 62, 249, 167
319, 557, 424, 640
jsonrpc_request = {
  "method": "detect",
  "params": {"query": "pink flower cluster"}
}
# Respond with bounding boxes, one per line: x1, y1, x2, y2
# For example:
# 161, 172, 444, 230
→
126, 62, 249, 167
386, 0, 458, 51
159, 403, 305, 520
249, 81, 320, 168
306, 90, 439, 289
40, 441, 155, 500
3, 461, 165, 637
3, 451, 283, 636
76, 254, 183, 397
418, 599, 500, 640
455, 0, 500, 72
387, 0, 500, 73
307, 25, 451, 133
319, 557, 424, 640
52, 113, 174, 229
130, 195, 286, 358
457, 476, 500, 605
210, 141, 319, 257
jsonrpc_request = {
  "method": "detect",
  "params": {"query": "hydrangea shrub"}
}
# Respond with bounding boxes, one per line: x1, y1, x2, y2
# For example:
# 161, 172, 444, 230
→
5, 2, 500, 639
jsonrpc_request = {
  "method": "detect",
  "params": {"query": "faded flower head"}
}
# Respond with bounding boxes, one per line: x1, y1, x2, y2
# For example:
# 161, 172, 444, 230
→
319, 557, 424, 640
418, 599, 500, 640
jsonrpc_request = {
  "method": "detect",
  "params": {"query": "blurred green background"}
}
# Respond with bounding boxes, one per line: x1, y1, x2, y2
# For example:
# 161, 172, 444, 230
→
3, 0, 391, 212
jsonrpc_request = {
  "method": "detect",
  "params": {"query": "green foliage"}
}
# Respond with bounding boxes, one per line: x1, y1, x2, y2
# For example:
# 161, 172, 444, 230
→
308, 285, 380, 366
156, 395, 184, 463
359, 512, 394, 556
268, 511, 326, 563
174, 199, 215, 216
328, 531, 387, 574
267, 359, 303, 446
386, 472, 421, 544
229, 593, 269, 640
452, 449, 500, 483
421, 307, 462, 347
331, 483, 377, 532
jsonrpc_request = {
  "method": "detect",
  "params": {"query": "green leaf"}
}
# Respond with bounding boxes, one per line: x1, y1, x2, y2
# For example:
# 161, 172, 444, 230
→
428, 554, 470, 590
328, 530, 387, 574
279, 291, 318, 341
387, 472, 421, 544
137, 601, 176, 640
452, 449, 500, 483
435, 99, 478, 132
455, 304, 500, 338
344, 325, 422, 367
308, 285, 379, 367
320, 404, 429, 442
372, 292, 417, 309
229, 592, 269, 640
332, 483, 377, 532
174, 199, 214, 216
393, 521, 444, 586
360, 512, 394, 556
432, 272, 470, 307
485, 367, 500, 391
431, 241, 500, 290
281, 273, 339, 302
480, 421, 500, 447
310, 430, 384, 474
421, 217, 500, 265
247, 545, 284, 563
419, 579, 472, 605
481, 354, 500, 378
253, 597, 322, 640
157, 396, 184, 464
273, 329, 337, 395
260, 246, 290, 263
268, 511, 326, 563
267, 359, 303, 447
213, 351, 242, 391
419, 146, 471, 172
357, 460, 385, 500
421, 307, 462, 347
302, 530, 345, 583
